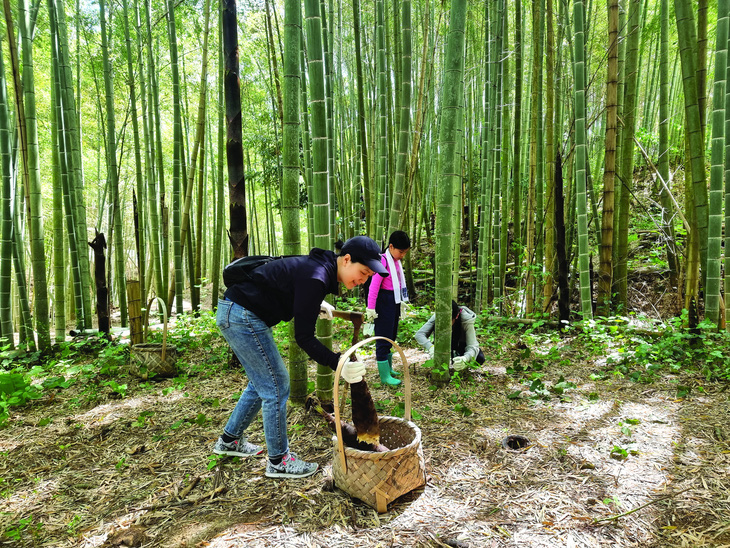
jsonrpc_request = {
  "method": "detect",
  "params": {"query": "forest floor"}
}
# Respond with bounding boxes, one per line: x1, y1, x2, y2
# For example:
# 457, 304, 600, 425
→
1, 289, 729, 548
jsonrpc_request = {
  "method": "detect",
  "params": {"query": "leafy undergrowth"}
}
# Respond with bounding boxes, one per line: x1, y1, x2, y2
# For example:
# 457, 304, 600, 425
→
0, 309, 729, 547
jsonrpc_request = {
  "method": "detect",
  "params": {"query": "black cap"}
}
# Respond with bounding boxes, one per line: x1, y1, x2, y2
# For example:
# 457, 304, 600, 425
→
340, 236, 389, 276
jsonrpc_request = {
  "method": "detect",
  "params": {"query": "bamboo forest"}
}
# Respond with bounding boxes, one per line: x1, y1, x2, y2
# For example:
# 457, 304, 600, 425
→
1, 0, 730, 546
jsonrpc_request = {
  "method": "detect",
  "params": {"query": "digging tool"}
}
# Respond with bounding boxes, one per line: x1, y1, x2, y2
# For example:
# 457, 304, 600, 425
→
331, 310, 364, 349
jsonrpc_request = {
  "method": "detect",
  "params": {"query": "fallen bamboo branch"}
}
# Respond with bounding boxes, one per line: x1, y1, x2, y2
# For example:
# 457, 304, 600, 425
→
592, 487, 692, 524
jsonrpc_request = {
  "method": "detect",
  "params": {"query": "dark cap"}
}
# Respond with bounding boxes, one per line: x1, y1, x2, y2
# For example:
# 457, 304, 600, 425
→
340, 236, 389, 276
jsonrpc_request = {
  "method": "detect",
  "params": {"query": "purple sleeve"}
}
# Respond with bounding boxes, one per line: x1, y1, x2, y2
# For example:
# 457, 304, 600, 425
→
293, 278, 341, 370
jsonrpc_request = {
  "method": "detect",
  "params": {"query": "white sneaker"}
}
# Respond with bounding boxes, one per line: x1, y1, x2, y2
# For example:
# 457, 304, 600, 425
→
213, 437, 264, 457
265, 452, 318, 478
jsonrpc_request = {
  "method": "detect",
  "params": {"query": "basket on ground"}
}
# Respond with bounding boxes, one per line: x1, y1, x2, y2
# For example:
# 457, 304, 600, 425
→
129, 297, 177, 379
332, 336, 426, 513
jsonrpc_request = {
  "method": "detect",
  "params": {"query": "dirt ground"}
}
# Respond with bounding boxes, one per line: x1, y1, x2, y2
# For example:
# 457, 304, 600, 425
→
1, 310, 729, 548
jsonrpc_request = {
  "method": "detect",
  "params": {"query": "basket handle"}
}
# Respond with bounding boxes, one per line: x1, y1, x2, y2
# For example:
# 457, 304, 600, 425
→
144, 296, 169, 362
332, 336, 411, 473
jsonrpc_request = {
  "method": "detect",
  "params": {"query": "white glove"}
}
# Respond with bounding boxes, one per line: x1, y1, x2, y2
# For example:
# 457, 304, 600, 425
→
365, 309, 378, 322
427, 346, 435, 359
452, 356, 467, 369
319, 300, 335, 320
341, 360, 366, 384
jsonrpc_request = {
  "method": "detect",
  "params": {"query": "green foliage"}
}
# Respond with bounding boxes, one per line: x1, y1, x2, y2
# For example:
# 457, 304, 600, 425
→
132, 411, 155, 428
207, 454, 224, 470
608, 312, 730, 382
1, 514, 42, 543
104, 381, 128, 398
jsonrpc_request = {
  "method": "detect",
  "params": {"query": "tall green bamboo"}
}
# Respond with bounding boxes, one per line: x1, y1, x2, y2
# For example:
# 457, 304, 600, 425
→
476, 0, 493, 311
573, 0, 592, 319
211, 7, 225, 308
0, 38, 13, 347
615, 0, 641, 310
512, 0, 523, 258
542, 0, 555, 314
499, 1, 510, 314
300, 26, 314, 247
597, 0, 619, 316
121, 0, 145, 303
166, 0, 184, 314
725, 25, 730, 331
434, 0, 466, 380
16, 0, 50, 349
352, 0, 371, 236
525, 0, 543, 315
171, 0, 211, 313
55, 0, 92, 329
304, 0, 333, 402
98, 0, 127, 327
657, 0, 679, 294
50, 61, 65, 343
492, 0, 505, 308
48, 0, 84, 334
705, 0, 728, 325
283, 0, 308, 403
144, 0, 166, 299
376, 0, 388, 243
674, 0, 708, 318
388, 0, 411, 234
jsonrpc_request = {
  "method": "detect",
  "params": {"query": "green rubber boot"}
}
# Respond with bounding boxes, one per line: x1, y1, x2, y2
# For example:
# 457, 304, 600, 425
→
377, 360, 401, 386
386, 353, 401, 377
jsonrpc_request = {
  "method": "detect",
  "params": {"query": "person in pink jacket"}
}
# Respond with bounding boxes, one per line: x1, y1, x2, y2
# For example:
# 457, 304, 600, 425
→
366, 231, 411, 385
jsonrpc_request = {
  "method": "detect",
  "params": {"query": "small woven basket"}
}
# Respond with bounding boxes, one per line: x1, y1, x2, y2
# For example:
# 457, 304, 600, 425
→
129, 297, 177, 379
332, 336, 426, 513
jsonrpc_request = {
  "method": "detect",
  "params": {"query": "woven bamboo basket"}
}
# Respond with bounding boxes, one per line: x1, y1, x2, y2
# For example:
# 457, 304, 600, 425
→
129, 297, 177, 379
332, 336, 426, 513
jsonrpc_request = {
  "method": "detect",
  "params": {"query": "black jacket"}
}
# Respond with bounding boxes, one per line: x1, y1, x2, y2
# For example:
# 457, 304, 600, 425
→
224, 248, 341, 370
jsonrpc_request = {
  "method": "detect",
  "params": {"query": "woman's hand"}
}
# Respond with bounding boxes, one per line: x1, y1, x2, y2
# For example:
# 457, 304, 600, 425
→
319, 300, 335, 320
341, 360, 366, 384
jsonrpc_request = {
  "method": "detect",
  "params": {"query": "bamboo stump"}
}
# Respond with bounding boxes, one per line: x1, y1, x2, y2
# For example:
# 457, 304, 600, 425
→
89, 232, 110, 340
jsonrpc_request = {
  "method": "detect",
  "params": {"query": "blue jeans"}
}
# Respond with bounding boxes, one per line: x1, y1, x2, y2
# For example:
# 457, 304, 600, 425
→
216, 299, 290, 459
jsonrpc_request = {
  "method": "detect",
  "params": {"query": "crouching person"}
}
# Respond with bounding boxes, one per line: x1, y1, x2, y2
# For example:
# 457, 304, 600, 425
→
415, 300, 485, 370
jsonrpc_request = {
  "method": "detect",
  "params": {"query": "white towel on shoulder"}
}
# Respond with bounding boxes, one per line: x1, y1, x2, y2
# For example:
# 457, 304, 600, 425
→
384, 249, 409, 304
